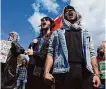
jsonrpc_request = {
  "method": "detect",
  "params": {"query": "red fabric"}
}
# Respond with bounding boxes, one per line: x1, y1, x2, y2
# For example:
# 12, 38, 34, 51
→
53, 16, 62, 30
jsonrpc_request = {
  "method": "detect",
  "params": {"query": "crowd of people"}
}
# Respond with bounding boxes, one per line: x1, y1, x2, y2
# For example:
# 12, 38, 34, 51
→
1, 5, 105, 89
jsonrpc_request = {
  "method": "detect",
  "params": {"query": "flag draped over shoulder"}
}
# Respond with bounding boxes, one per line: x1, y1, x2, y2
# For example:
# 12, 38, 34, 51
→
53, 15, 62, 30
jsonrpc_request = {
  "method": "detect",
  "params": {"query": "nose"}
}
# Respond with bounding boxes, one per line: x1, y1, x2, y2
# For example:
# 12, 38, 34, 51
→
69, 12, 73, 16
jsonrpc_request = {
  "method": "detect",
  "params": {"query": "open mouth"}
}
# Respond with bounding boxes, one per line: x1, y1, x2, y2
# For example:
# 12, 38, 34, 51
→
68, 15, 73, 19
42, 22, 46, 26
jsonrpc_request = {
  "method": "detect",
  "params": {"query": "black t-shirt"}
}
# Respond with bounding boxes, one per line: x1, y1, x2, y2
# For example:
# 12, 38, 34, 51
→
65, 28, 84, 64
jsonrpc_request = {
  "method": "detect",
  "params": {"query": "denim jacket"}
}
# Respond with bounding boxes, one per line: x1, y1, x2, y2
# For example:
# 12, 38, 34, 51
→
47, 29, 96, 74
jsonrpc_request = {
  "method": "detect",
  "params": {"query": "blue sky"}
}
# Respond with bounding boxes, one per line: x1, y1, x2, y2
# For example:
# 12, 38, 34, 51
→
1, 0, 70, 48
2, 0, 35, 48
1, 0, 105, 49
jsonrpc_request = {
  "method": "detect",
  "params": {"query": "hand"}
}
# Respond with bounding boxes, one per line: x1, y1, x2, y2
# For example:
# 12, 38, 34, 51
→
25, 47, 33, 55
93, 75, 101, 88
44, 73, 54, 85
44, 73, 54, 81
23, 79, 27, 83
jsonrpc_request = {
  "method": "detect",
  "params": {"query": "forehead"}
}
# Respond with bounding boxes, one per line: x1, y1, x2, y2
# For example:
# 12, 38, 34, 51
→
65, 9, 75, 12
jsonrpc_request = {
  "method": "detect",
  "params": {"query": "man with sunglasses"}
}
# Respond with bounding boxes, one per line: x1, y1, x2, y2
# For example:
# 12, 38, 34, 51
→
44, 5, 101, 89
26, 17, 55, 89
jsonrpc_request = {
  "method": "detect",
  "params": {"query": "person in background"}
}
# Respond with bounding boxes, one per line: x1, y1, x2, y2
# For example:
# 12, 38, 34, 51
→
28, 38, 38, 64
26, 16, 55, 89
97, 41, 106, 63
26, 38, 38, 89
44, 5, 101, 89
2, 31, 25, 89
16, 59, 28, 89
97, 41, 106, 89
28, 38, 38, 51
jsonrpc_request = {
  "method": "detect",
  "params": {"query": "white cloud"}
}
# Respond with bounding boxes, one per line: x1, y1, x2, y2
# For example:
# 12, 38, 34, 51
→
28, 3, 46, 36
32, 3, 41, 12
28, 11, 46, 36
41, 0, 59, 13
71, 0, 105, 49
34, 0, 59, 14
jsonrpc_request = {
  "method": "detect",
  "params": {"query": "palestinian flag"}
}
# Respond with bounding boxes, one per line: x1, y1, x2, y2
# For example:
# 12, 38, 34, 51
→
53, 15, 62, 30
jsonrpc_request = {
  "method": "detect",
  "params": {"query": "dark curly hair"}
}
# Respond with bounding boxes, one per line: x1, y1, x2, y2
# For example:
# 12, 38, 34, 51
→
40, 17, 55, 36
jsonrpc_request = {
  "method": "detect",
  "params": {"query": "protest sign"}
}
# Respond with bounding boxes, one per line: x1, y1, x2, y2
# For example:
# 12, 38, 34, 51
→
0, 40, 12, 63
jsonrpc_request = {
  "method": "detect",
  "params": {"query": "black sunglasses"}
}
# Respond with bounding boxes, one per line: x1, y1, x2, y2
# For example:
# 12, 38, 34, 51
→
41, 17, 50, 21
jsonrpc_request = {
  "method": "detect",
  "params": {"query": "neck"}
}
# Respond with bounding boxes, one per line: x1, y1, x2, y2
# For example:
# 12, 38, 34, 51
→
46, 28, 51, 35
42, 28, 51, 36
69, 19, 77, 24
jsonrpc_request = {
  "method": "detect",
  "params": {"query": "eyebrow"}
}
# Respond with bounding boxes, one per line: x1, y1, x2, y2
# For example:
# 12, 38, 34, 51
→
66, 9, 74, 12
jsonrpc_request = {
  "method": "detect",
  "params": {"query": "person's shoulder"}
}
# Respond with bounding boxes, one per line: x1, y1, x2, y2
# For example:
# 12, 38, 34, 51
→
17, 65, 21, 69
17, 65, 21, 67
82, 29, 89, 33
10, 41, 16, 48
11, 41, 19, 46
53, 29, 64, 34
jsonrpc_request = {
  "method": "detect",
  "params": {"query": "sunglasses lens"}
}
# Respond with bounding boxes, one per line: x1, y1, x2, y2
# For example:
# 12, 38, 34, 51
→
45, 18, 49, 21
41, 18, 49, 21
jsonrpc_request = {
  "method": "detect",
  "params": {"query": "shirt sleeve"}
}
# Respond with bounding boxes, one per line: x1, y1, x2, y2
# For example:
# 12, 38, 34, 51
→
47, 31, 57, 57
87, 32, 96, 58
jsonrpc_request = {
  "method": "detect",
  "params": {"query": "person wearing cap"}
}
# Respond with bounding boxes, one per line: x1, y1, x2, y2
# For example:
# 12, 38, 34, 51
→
44, 5, 101, 89
2, 31, 25, 89
26, 16, 55, 89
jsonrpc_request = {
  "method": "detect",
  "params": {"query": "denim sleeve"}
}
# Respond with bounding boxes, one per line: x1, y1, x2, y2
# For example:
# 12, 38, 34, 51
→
47, 31, 57, 57
87, 32, 96, 58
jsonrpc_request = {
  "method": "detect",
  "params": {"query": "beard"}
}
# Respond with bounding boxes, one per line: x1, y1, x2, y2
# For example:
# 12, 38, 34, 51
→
65, 15, 77, 22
